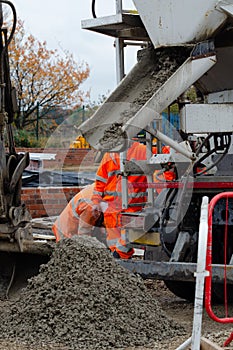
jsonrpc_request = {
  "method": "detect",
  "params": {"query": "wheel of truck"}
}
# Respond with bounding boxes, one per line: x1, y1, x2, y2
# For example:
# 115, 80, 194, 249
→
211, 284, 233, 304
144, 246, 196, 302
163, 254, 233, 304
164, 280, 195, 302
163, 242, 196, 302
144, 243, 233, 303
210, 226, 233, 304
164, 267, 233, 304
146, 226, 233, 304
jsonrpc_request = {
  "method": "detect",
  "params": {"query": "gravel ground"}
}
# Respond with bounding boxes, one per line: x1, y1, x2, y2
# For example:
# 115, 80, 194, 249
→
0, 236, 232, 349
144, 280, 233, 350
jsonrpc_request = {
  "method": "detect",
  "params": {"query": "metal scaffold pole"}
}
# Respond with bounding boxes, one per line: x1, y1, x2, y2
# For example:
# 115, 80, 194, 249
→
114, 0, 129, 209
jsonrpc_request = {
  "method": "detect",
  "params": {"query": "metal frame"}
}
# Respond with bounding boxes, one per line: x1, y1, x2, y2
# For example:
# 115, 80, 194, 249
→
118, 259, 233, 283
205, 192, 233, 322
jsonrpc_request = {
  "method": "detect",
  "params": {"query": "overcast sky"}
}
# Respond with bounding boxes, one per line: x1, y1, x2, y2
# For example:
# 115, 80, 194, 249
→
12, 0, 138, 103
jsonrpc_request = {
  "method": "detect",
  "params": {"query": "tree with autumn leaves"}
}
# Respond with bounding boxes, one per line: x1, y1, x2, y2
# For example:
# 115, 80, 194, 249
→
8, 19, 90, 131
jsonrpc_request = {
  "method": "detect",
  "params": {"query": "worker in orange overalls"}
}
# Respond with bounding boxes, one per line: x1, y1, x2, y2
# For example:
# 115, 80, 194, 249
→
52, 183, 103, 242
91, 141, 148, 259
152, 141, 176, 193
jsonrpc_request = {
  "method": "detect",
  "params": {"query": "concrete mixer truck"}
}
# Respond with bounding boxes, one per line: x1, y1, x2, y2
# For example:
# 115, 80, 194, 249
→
79, 0, 233, 302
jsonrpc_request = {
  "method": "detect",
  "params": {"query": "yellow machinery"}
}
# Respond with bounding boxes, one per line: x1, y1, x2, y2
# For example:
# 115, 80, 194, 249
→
70, 135, 90, 149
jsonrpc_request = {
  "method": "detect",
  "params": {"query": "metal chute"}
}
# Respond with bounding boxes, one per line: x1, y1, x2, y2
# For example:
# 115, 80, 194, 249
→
78, 44, 216, 153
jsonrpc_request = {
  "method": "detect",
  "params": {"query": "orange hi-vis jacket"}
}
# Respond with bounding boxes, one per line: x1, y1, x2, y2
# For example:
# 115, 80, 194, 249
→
152, 145, 176, 192
52, 183, 98, 242
92, 141, 148, 210
92, 142, 148, 258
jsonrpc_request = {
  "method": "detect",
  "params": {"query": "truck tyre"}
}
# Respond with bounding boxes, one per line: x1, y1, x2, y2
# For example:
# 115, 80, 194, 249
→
164, 281, 195, 302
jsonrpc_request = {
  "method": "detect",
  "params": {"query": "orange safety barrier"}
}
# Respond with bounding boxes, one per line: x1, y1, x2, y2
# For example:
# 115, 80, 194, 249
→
205, 192, 233, 347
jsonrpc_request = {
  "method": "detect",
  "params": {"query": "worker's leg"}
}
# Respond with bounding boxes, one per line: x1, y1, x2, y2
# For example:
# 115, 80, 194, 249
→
115, 228, 134, 259
104, 211, 134, 259
104, 212, 121, 252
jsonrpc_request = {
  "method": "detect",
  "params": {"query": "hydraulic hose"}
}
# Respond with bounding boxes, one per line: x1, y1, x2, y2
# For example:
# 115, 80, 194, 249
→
160, 188, 178, 257
92, 0, 97, 18
194, 134, 231, 177
0, 0, 17, 44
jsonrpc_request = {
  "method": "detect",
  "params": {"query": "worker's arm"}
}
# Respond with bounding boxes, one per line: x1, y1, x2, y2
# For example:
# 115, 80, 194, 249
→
78, 204, 97, 235
92, 153, 110, 204
75, 192, 102, 235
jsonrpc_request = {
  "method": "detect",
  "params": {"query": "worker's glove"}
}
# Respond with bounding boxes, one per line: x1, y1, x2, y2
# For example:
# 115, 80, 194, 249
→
92, 204, 102, 219
100, 201, 108, 213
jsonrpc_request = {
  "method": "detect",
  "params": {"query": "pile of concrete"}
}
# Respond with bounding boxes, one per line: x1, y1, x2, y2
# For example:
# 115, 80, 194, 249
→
0, 236, 185, 349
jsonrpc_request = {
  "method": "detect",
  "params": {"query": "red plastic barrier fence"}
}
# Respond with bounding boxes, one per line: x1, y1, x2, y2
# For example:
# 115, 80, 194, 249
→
205, 192, 233, 346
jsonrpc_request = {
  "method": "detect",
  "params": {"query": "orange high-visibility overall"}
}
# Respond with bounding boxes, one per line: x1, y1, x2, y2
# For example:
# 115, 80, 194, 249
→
52, 183, 99, 242
92, 142, 147, 258
152, 145, 176, 193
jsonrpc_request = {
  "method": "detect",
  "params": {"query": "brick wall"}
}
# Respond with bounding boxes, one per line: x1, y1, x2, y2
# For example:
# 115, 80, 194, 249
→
21, 187, 83, 218
19, 148, 98, 218
17, 148, 97, 169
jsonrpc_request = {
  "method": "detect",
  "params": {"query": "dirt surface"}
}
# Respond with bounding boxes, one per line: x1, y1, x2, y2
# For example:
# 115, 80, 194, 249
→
145, 280, 233, 350
0, 236, 232, 349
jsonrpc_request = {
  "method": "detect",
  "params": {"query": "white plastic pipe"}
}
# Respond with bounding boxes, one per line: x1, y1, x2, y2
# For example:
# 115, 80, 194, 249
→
175, 337, 191, 350
191, 196, 209, 350
175, 196, 209, 350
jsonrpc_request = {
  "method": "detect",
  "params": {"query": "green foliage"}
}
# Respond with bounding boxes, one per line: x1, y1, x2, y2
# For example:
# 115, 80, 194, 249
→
68, 102, 103, 126
169, 103, 179, 114
13, 129, 47, 148
164, 86, 198, 114
13, 129, 31, 147
186, 85, 198, 102
9, 19, 90, 132
68, 107, 86, 126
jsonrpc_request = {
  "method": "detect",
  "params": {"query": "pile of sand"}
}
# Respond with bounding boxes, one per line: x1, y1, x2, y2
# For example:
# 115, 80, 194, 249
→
0, 236, 185, 349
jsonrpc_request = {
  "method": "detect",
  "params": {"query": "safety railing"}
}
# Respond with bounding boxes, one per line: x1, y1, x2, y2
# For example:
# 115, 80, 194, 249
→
177, 193, 233, 350
205, 192, 233, 347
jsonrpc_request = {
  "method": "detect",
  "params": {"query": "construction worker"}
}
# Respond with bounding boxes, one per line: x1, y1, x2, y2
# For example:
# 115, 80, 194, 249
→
152, 142, 176, 193
91, 141, 148, 259
52, 183, 103, 242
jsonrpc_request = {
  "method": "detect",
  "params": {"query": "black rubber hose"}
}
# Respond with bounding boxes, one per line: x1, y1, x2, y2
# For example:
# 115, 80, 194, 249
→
195, 133, 212, 156
92, 0, 97, 18
194, 134, 231, 177
160, 188, 178, 257
0, 0, 17, 44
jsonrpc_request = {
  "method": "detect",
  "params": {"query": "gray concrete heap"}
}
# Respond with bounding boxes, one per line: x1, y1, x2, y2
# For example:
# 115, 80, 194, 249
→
0, 236, 184, 349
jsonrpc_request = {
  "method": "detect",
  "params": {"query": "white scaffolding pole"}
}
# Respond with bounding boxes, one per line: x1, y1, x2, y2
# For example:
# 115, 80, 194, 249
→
176, 196, 209, 350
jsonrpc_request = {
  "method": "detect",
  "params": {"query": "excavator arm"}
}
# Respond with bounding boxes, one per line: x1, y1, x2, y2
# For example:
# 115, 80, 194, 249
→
0, 1, 32, 251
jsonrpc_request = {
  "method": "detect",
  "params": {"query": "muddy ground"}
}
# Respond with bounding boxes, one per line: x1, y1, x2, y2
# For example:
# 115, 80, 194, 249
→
0, 237, 232, 350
